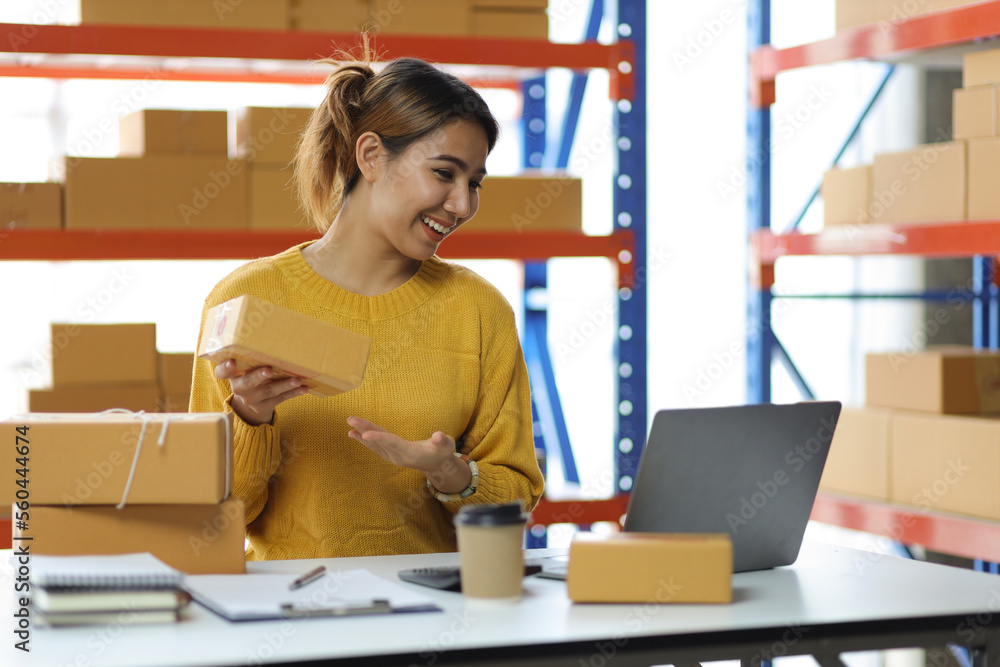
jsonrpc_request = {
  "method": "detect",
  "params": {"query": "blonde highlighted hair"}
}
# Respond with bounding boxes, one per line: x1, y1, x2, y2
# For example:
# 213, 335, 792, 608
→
294, 50, 499, 232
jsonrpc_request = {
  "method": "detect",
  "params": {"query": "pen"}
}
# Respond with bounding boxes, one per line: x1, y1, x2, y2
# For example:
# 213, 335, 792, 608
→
289, 565, 327, 590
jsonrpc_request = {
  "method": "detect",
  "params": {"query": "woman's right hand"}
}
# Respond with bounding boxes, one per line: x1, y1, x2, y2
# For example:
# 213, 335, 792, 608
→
214, 359, 308, 426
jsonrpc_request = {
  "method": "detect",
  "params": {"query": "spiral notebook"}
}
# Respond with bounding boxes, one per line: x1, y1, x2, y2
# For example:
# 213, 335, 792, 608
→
31, 553, 183, 590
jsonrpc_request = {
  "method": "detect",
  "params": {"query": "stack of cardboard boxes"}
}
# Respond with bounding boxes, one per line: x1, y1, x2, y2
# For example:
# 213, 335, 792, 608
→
79, 0, 550, 38
820, 346, 1000, 521
4, 411, 245, 574
822, 46, 1000, 228
27, 323, 193, 414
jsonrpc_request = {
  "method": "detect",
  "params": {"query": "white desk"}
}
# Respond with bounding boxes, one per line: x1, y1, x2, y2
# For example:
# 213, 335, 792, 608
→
3, 541, 999, 667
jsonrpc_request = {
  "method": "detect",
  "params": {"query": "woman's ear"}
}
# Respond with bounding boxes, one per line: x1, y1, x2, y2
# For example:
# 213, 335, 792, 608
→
356, 132, 383, 183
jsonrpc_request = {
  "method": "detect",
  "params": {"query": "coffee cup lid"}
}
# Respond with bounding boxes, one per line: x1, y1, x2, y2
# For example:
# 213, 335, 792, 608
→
453, 501, 527, 527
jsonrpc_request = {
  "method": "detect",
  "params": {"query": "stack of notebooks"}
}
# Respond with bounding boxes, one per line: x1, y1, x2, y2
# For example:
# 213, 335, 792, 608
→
32, 553, 190, 627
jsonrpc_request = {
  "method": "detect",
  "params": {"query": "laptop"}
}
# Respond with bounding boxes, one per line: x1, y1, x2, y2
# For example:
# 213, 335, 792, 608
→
538, 401, 841, 578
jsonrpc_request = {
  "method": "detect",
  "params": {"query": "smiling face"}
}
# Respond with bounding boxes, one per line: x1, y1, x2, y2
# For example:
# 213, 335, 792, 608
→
364, 119, 490, 261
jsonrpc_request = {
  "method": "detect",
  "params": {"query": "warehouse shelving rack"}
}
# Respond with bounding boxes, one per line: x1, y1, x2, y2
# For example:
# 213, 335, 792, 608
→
0, 0, 646, 533
747, 0, 1000, 561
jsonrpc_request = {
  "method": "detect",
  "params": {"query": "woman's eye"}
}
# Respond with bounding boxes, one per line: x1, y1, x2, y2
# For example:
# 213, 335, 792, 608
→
433, 169, 453, 180
470, 181, 483, 191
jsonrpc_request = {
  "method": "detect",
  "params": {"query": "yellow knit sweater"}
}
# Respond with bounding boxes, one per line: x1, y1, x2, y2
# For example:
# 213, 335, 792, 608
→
190, 242, 544, 560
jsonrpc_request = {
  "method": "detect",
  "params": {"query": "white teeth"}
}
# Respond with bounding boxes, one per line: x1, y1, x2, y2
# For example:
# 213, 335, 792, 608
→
421, 215, 450, 234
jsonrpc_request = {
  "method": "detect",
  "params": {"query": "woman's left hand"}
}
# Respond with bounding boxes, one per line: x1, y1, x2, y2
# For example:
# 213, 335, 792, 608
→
347, 416, 472, 493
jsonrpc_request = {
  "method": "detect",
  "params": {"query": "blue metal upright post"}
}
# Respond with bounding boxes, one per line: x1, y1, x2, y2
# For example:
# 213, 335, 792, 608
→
747, 0, 773, 404
613, 0, 648, 494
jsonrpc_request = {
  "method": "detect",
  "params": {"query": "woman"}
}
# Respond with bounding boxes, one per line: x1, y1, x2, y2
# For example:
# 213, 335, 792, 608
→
189, 54, 545, 560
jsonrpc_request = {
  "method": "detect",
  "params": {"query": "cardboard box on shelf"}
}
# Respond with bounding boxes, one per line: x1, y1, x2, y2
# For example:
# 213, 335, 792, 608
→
964, 48, 1000, 88
197, 295, 371, 398
158, 352, 195, 396
967, 137, 1000, 220
866, 347, 1000, 414
15, 498, 246, 574
819, 406, 892, 500
1, 412, 232, 505
235, 107, 312, 165
79, 0, 288, 29
890, 412, 1000, 520
471, 9, 548, 38
288, 0, 368, 31
0, 182, 62, 229
468, 175, 582, 233
50, 323, 158, 388
869, 141, 965, 224
953, 85, 997, 140
821, 165, 871, 227
371, 0, 470, 35
567, 533, 732, 603
62, 155, 248, 229
471, 0, 548, 7
248, 163, 312, 230
118, 109, 228, 157
835, 0, 981, 31
29, 385, 161, 414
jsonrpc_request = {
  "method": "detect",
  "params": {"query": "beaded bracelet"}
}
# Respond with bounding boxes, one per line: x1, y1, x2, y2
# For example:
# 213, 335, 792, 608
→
426, 452, 480, 502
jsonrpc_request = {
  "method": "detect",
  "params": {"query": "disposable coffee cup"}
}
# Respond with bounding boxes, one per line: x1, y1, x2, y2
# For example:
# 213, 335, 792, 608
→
454, 502, 528, 602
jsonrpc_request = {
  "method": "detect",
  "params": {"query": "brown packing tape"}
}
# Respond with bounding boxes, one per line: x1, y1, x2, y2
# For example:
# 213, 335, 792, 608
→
1, 412, 232, 506
14, 498, 247, 574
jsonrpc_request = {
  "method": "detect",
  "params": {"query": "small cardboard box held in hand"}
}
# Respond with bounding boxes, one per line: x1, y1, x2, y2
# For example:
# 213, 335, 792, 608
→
1, 412, 232, 505
567, 533, 732, 604
198, 295, 371, 398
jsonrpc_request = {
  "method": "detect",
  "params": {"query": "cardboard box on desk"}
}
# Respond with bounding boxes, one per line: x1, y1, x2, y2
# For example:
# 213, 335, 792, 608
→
198, 295, 371, 398
819, 406, 892, 500
890, 412, 1000, 520
15, 498, 246, 575
79, 0, 288, 29
29, 384, 161, 414
0, 182, 62, 229
866, 347, 1000, 414
50, 323, 158, 388
118, 109, 228, 157
821, 165, 871, 227
467, 175, 582, 233
567, 533, 732, 604
0, 412, 232, 505
870, 141, 966, 224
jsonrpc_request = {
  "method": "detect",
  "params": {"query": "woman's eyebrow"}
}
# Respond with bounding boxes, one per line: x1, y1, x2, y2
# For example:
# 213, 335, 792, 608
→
431, 154, 488, 177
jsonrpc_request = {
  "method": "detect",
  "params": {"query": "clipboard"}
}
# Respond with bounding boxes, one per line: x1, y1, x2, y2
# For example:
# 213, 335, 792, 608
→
183, 569, 440, 621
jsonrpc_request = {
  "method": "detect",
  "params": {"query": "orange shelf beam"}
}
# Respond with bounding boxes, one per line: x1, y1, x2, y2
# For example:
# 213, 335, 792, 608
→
0, 228, 634, 276
811, 492, 1000, 562
528, 495, 631, 528
752, 221, 1000, 264
750, 1, 1000, 105
0, 23, 633, 98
